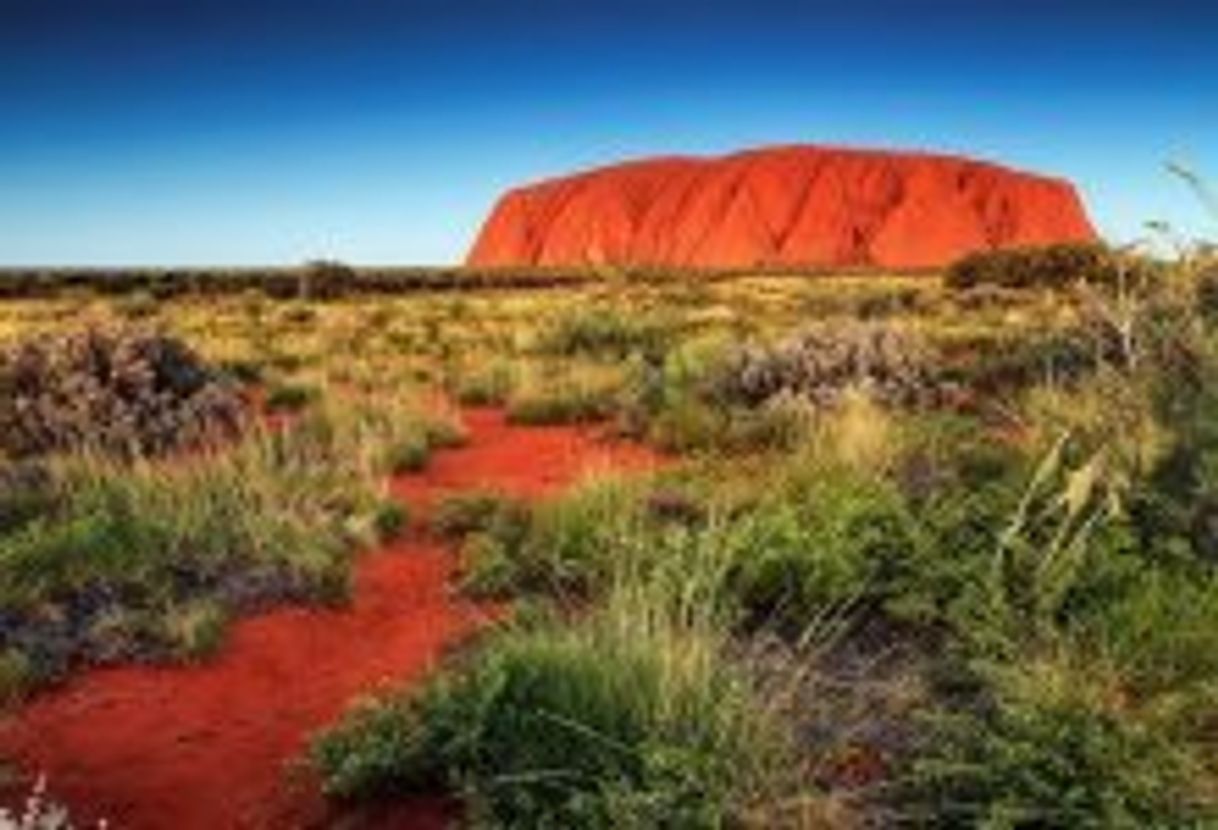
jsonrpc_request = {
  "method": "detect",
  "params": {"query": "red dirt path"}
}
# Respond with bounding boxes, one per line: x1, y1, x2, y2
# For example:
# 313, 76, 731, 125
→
0, 409, 658, 829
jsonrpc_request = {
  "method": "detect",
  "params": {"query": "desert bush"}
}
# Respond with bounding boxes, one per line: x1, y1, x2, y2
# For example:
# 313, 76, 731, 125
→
944, 242, 1160, 292
299, 259, 357, 301
0, 328, 245, 460
279, 303, 317, 325
376, 414, 465, 476
379, 435, 431, 474
371, 501, 409, 541
1076, 565, 1218, 698
621, 336, 818, 454
1022, 369, 1169, 482
708, 322, 942, 409
110, 290, 160, 321
432, 490, 530, 542
0, 648, 32, 705
944, 327, 1099, 394
314, 587, 789, 828
1195, 260, 1218, 324
537, 307, 674, 360
263, 381, 319, 414
0, 464, 58, 535
506, 369, 622, 426
287, 390, 464, 480
453, 361, 515, 407
903, 661, 1210, 828
726, 467, 923, 629
420, 417, 467, 450
854, 286, 924, 319
161, 600, 229, 660
456, 476, 648, 599
216, 357, 265, 385
653, 398, 814, 455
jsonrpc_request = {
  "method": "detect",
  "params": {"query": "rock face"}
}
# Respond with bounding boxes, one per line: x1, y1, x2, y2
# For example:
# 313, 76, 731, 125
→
466, 145, 1097, 270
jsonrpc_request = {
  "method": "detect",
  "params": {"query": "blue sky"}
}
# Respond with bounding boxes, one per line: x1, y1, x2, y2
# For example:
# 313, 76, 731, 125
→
1, 0, 1215, 265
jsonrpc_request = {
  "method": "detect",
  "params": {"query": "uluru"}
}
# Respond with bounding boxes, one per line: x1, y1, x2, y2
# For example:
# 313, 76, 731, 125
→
466, 145, 1097, 270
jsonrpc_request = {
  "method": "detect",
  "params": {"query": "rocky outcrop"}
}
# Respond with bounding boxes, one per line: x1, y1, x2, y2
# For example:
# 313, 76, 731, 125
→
466, 145, 1097, 270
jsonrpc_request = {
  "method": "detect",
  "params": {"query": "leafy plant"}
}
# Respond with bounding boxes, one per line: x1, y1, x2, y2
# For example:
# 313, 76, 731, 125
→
904, 673, 1209, 829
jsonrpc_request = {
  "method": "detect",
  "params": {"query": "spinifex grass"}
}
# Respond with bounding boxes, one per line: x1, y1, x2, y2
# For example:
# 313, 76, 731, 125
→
0, 387, 456, 688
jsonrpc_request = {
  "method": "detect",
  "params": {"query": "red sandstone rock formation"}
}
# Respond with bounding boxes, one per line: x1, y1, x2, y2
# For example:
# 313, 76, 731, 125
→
466, 145, 1097, 270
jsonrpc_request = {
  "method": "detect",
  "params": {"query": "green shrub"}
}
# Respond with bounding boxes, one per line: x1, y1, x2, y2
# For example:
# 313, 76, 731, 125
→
904, 664, 1212, 827
299, 259, 357, 301
313, 694, 430, 799
513, 478, 645, 595
1195, 261, 1218, 324
0, 648, 33, 705
445, 476, 651, 600
458, 533, 521, 598
944, 328, 1098, 394
944, 242, 1159, 292
217, 357, 266, 385
647, 394, 813, 455
280, 303, 318, 325
263, 382, 319, 414
163, 600, 228, 660
645, 398, 728, 453
111, 290, 160, 321
0, 462, 58, 534
454, 362, 515, 406
537, 307, 673, 360
432, 490, 530, 541
376, 417, 465, 475
372, 500, 409, 541
314, 590, 787, 827
1069, 564, 1218, 699
420, 417, 467, 450
726, 469, 922, 627
381, 435, 431, 474
506, 374, 620, 426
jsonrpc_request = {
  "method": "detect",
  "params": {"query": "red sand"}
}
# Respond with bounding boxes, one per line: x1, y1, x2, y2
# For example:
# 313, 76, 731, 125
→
0, 409, 659, 829
466, 144, 1097, 270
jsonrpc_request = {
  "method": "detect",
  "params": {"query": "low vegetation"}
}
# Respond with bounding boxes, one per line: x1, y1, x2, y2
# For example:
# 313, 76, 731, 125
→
0, 327, 461, 696
5, 230, 1218, 825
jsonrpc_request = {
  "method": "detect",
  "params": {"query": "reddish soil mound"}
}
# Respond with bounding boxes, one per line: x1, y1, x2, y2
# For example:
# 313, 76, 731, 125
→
467, 145, 1097, 270
0, 410, 660, 829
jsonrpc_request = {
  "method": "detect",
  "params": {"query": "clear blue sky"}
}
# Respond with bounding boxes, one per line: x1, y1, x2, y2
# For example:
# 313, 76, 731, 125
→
2, 0, 1215, 266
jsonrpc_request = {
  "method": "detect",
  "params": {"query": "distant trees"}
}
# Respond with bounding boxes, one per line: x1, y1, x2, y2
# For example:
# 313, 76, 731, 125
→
299, 259, 357, 300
